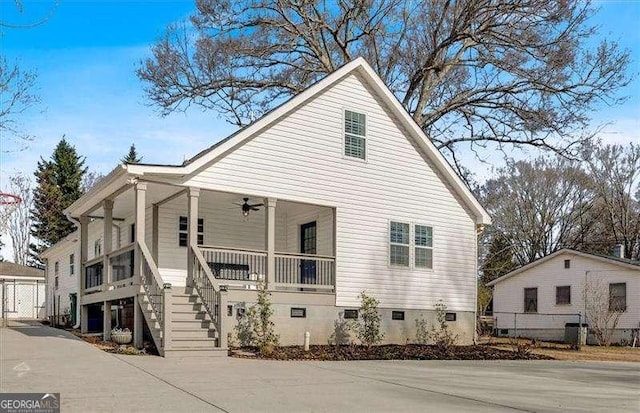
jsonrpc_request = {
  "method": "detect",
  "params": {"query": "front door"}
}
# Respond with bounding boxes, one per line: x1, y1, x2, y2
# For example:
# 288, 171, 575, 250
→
300, 221, 317, 284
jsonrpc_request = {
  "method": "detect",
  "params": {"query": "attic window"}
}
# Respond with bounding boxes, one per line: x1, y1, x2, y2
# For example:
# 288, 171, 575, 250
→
344, 110, 366, 160
564, 259, 570, 269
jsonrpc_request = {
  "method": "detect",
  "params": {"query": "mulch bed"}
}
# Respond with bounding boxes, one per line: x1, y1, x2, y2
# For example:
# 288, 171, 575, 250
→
229, 344, 553, 361
70, 331, 156, 355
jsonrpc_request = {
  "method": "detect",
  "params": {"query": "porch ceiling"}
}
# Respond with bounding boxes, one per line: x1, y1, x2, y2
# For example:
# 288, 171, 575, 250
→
90, 182, 184, 219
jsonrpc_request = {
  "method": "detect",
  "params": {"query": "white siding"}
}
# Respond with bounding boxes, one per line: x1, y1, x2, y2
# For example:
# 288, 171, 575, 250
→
493, 252, 640, 330
45, 238, 80, 317
183, 72, 478, 311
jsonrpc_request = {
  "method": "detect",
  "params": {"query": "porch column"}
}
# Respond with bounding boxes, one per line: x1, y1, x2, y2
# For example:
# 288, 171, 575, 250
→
133, 294, 143, 348
264, 197, 277, 290
134, 181, 147, 283
102, 199, 113, 291
103, 301, 111, 341
187, 187, 200, 285
79, 215, 89, 333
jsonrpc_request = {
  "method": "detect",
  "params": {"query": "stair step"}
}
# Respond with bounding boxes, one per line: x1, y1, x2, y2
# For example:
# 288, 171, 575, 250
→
172, 337, 217, 342
163, 348, 228, 358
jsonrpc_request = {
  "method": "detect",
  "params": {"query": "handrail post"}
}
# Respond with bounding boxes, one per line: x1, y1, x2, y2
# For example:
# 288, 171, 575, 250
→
163, 283, 172, 352
218, 288, 228, 348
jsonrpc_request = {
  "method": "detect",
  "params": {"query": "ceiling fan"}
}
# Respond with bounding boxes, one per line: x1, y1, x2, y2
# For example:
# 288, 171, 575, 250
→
234, 197, 264, 217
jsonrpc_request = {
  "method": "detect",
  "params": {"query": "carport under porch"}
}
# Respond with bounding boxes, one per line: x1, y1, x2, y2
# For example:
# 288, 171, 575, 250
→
77, 181, 337, 353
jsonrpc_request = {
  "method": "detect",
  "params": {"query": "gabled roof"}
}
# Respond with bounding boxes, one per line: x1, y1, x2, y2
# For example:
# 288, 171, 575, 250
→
0, 262, 44, 278
72, 58, 491, 224
487, 248, 640, 287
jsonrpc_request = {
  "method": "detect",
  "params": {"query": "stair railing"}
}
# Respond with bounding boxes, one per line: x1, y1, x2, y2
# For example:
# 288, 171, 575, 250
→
138, 240, 165, 331
191, 245, 223, 342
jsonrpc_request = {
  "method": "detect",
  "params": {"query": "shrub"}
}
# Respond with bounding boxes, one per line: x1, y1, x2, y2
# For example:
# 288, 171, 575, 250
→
329, 314, 353, 346
428, 300, 458, 350
245, 280, 279, 355
354, 291, 384, 347
415, 314, 429, 344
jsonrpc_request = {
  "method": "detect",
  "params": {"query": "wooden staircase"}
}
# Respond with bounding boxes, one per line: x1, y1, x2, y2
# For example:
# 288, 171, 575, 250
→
138, 286, 227, 357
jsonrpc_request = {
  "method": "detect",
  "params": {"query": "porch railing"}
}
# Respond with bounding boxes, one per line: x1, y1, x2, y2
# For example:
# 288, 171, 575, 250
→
275, 252, 335, 291
199, 246, 266, 287
191, 245, 222, 335
108, 244, 135, 288
84, 258, 103, 292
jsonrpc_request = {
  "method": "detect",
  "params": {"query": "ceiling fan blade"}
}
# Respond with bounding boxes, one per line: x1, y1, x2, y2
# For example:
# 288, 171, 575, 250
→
250, 206, 261, 211
232, 202, 244, 206
250, 203, 264, 207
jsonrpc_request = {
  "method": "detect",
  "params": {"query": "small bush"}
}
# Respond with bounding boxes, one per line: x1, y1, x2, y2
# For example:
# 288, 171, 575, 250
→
329, 314, 353, 346
428, 301, 458, 350
354, 291, 384, 347
415, 314, 429, 344
245, 280, 279, 355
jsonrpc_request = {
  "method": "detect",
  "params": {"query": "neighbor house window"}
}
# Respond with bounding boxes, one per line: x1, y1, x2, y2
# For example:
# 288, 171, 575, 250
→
69, 254, 75, 276
94, 239, 102, 257
564, 259, 570, 269
609, 283, 627, 312
414, 225, 433, 268
344, 110, 366, 159
524, 288, 538, 313
54, 261, 59, 276
389, 221, 410, 266
556, 285, 571, 305
178, 216, 204, 247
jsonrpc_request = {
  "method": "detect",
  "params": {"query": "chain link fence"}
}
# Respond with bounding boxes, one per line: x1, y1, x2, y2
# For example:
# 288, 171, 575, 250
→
491, 311, 585, 344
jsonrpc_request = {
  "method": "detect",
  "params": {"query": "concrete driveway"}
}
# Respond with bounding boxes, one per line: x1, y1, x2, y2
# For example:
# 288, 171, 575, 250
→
1, 322, 638, 412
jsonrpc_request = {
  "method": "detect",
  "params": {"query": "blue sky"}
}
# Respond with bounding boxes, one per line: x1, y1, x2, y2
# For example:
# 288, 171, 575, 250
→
1, 0, 639, 183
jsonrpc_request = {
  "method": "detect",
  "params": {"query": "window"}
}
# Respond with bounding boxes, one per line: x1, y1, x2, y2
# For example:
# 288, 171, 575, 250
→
69, 254, 75, 276
389, 221, 410, 266
94, 239, 102, 257
564, 259, 571, 269
55, 276, 59, 290
178, 216, 204, 247
445, 312, 457, 322
391, 311, 405, 320
130, 223, 135, 244
54, 261, 59, 276
556, 286, 571, 305
609, 283, 627, 312
414, 225, 433, 268
344, 309, 358, 319
291, 308, 307, 318
524, 288, 538, 313
344, 110, 366, 159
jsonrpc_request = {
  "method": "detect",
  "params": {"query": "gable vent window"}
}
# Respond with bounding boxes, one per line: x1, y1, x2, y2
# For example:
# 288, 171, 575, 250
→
179, 216, 204, 247
564, 259, 570, 269
69, 254, 75, 276
344, 110, 366, 160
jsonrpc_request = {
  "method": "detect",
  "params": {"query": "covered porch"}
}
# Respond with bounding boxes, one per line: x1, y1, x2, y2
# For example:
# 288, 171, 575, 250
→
73, 177, 336, 352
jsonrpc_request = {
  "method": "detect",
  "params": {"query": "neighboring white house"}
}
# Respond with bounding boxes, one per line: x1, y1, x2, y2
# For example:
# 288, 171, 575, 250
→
43, 58, 490, 356
488, 249, 640, 344
0, 262, 45, 320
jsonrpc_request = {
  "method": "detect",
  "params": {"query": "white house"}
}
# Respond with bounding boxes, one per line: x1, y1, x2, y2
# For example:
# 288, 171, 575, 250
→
0, 262, 45, 321
488, 249, 640, 344
43, 58, 490, 356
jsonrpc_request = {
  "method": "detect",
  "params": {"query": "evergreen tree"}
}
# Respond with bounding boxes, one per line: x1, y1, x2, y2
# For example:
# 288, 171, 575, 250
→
121, 144, 142, 164
51, 138, 86, 236
477, 232, 518, 315
29, 138, 86, 266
